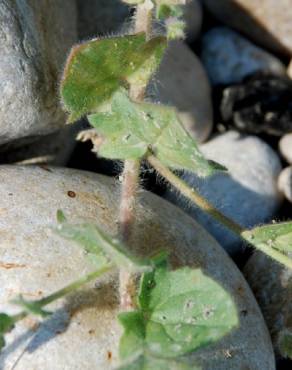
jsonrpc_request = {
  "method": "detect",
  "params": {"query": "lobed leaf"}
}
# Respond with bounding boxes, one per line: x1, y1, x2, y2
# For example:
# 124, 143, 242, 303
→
242, 222, 292, 254
61, 33, 166, 122
118, 265, 238, 368
89, 91, 224, 176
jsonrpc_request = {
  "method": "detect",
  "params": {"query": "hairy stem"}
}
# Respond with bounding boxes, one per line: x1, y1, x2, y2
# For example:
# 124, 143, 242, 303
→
12, 264, 113, 323
147, 155, 243, 235
134, 0, 153, 37
118, 0, 154, 311
147, 155, 292, 269
119, 159, 141, 242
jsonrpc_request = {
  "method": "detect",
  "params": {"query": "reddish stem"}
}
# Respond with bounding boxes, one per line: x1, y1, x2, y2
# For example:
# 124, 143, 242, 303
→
119, 159, 141, 242
118, 0, 153, 311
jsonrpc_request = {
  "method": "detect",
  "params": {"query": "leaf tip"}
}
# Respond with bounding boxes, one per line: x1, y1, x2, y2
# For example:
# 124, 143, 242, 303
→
56, 210, 67, 224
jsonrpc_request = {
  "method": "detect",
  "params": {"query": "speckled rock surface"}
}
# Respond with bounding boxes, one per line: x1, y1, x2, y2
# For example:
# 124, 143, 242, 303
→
201, 27, 285, 85
203, 0, 292, 55
0, 0, 77, 145
0, 166, 274, 369
165, 131, 282, 255
149, 41, 213, 143
244, 252, 292, 359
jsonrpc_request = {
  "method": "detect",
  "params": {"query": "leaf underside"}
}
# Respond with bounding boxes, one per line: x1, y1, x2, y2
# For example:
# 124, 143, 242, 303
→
242, 222, 292, 254
89, 91, 223, 176
61, 33, 166, 122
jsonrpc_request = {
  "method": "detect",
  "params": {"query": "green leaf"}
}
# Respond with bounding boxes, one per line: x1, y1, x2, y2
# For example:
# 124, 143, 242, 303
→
166, 19, 186, 40
242, 222, 292, 254
12, 296, 51, 318
137, 252, 169, 311
61, 33, 166, 122
0, 313, 14, 334
118, 266, 238, 368
278, 329, 292, 359
89, 91, 222, 176
119, 311, 145, 361
56, 218, 151, 273
156, 3, 184, 20
56, 222, 109, 267
144, 267, 238, 358
56, 209, 67, 224
0, 337, 4, 352
0, 313, 15, 351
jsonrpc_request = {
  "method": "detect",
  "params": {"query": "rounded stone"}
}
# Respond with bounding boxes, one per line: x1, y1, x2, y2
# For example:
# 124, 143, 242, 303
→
244, 252, 292, 359
288, 59, 292, 79
0, 0, 77, 145
201, 27, 286, 85
149, 41, 213, 143
76, 0, 130, 39
0, 166, 274, 369
0, 124, 81, 166
278, 166, 292, 203
165, 131, 283, 255
279, 134, 292, 165
203, 0, 292, 55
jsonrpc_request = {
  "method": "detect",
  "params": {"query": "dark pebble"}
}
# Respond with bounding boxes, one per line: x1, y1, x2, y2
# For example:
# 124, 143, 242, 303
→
220, 74, 292, 136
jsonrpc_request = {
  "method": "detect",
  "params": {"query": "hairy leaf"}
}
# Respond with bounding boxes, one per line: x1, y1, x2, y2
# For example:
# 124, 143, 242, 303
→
118, 266, 238, 368
242, 222, 292, 254
56, 217, 151, 272
56, 221, 109, 267
143, 267, 238, 357
89, 91, 223, 176
61, 33, 166, 122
